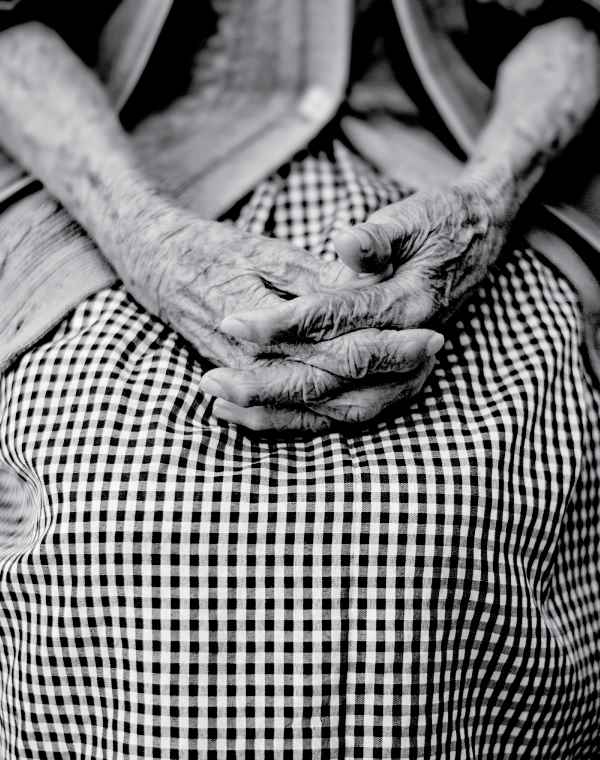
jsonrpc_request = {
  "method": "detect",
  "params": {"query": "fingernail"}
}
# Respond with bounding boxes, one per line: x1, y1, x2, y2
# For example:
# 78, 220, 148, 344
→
200, 376, 224, 397
355, 228, 374, 253
333, 228, 367, 260
425, 333, 445, 357
221, 317, 253, 341
357, 262, 394, 279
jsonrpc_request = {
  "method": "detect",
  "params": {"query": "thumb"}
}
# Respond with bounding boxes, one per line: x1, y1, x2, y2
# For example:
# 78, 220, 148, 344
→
332, 215, 407, 274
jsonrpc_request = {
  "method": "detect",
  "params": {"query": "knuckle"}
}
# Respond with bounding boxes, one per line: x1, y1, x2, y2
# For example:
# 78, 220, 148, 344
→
320, 398, 371, 425
301, 371, 333, 404
340, 339, 370, 380
378, 339, 405, 373
285, 409, 327, 432
299, 295, 357, 341
293, 305, 319, 340
288, 365, 328, 405
305, 301, 340, 341
357, 341, 389, 377
377, 331, 421, 373
343, 404, 370, 424
304, 412, 332, 433
258, 361, 312, 406
348, 288, 390, 330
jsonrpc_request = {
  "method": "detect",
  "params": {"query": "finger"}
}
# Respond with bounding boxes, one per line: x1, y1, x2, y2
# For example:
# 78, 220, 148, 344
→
210, 359, 436, 432
199, 330, 444, 407
332, 196, 422, 274
310, 358, 435, 424
284, 328, 444, 379
212, 399, 334, 433
200, 360, 338, 408
221, 269, 428, 344
332, 220, 397, 274
317, 254, 393, 290
244, 236, 322, 297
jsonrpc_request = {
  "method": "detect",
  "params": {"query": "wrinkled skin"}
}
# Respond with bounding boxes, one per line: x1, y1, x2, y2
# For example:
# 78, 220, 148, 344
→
221, 181, 509, 344
126, 207, 444, 432
0, 24, 439, 433
1, 16, 597, 432
210, 180, 508, 430
204, 12, 600, 432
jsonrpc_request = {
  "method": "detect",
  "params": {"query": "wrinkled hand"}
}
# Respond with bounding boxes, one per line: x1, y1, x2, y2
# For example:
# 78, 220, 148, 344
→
221, 181, 511, 344
124, 207, 444, 431
126, 209, 342, 368
202, 329, 442, 432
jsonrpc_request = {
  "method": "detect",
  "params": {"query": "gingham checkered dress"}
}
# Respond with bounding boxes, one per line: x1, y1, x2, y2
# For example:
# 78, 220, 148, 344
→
1, 136, 600, 758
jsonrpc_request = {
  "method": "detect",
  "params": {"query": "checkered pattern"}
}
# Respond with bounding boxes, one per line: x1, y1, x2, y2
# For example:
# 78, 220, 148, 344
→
236, 142, 409, 259
1, 140, 600, 758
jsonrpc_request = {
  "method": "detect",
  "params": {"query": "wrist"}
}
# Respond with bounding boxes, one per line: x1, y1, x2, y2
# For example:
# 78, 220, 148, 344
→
120, 197, 184, 314
457, 160, 521, 228
118, 203, 215, 319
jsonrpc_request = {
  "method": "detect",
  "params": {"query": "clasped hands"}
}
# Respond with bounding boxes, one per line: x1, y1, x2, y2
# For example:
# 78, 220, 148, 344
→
132, 181, 508, 432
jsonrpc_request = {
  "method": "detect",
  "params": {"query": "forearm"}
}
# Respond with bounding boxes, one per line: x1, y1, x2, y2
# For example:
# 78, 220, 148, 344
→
0, 22, 169, 302
459, 16, 600, 222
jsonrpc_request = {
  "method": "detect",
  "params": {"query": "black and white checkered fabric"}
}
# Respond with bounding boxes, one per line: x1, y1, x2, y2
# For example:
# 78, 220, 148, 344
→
1, 141, 600, 759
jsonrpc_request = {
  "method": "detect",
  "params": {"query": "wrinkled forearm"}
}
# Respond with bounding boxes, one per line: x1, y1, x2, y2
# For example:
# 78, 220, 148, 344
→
460, 16, 600, 223
0, 22, 168, 291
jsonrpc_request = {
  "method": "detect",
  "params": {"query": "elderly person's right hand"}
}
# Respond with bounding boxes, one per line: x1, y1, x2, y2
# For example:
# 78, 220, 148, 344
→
123, 207, 444, 432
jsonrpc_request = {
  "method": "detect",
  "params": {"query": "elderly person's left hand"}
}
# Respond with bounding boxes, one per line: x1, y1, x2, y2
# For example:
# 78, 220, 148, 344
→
219, 179, 511, 347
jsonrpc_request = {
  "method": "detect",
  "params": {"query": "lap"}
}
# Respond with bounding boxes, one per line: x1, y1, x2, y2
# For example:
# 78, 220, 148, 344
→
1, 242, 599, 758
